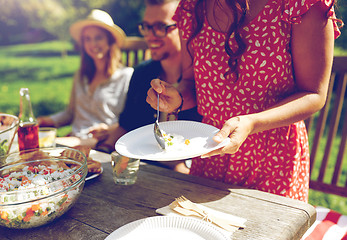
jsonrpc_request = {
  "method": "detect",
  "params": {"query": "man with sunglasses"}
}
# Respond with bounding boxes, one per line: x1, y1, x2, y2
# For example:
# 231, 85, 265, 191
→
98, 0, 201, 173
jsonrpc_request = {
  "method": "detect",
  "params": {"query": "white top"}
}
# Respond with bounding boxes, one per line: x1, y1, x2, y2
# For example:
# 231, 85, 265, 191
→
50, 66, 134, 138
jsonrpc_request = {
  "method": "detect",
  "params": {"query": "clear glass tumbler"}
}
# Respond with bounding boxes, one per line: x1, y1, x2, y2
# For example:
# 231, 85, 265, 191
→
111, 151, 140, 185
39, 127, 57, 148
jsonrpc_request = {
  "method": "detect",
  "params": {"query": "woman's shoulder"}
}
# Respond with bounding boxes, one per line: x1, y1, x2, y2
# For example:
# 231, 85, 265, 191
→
281, 0, 336, 21
109, 66, 134, 83
118, 66, 134, 75
113, 66, 134, 78
280, 0, 341, 38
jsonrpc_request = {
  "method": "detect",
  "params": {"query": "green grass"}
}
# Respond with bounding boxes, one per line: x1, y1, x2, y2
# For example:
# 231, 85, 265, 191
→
0, 41, 79, 136
308, 132, 347, 215
0, 40, 346, 215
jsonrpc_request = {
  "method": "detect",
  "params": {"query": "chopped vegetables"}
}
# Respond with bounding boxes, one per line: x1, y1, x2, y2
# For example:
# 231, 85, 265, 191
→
162, 131, 190, 151
0, 140, 8, 156
0, 164, 82, 228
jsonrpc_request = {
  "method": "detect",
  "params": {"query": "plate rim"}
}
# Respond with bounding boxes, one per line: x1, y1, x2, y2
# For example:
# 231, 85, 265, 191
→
85, 166, 103, 181
105, 215, 229, 240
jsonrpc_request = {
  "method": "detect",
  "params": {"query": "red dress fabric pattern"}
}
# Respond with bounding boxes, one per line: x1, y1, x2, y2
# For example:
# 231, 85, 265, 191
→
173, 0, 340, 202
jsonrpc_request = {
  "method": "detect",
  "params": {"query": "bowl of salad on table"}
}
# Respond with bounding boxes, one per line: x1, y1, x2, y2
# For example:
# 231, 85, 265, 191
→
0, 114, 19, 158
0, 147, 88, 229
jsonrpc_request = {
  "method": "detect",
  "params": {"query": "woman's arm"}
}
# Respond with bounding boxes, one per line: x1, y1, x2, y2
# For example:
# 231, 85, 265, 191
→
204, 2, 335, 157
38, 72, 78, 127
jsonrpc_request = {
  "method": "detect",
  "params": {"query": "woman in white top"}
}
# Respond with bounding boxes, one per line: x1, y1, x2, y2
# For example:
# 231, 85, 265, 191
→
38, 9, 133, 146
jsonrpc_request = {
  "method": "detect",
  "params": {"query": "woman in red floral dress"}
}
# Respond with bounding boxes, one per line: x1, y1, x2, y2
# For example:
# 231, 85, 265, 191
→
147, 0, 342, 202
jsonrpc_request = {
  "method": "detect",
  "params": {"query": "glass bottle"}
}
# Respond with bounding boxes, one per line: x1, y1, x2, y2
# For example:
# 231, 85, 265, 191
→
18, 88, 39, 151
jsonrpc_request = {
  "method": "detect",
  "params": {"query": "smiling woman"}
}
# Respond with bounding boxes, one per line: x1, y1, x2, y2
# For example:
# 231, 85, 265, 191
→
37, 9, 134, 148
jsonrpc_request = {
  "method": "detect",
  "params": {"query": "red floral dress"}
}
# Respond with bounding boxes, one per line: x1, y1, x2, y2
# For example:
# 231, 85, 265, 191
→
174, 0, 340, 202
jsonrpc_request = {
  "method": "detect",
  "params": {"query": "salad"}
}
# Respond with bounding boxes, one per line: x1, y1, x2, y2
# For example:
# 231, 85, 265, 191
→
0, 140, 8, 156
0, 164, 83, 228
162, 131, 190, 151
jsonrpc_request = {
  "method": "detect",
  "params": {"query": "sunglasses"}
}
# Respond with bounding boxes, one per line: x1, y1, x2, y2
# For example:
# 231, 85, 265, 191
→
138, 22, 177, 38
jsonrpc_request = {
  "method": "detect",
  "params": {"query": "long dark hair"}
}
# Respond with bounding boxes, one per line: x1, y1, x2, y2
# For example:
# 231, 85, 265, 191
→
185, 0, 249, 80
327, 0, 344, 28
79, 27, 122, 84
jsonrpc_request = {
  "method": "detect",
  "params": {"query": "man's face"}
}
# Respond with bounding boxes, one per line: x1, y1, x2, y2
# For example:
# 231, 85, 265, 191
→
142, 2, 180, 61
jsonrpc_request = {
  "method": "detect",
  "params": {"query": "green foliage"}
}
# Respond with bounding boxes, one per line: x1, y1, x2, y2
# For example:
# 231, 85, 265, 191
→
0, 0, 145, 47
309, 189, 347, 215
105, 0, 145, 36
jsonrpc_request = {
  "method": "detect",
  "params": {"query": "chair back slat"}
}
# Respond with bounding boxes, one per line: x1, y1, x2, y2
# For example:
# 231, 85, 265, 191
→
318, 72, 347, 182
309, 73, 334, 173
307, 56, 347, 198
121, 37, 150, 67
335, 107, 347, 185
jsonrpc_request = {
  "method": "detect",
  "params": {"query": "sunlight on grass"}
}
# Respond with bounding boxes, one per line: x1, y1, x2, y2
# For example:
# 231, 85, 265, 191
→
0, 41, 79, 117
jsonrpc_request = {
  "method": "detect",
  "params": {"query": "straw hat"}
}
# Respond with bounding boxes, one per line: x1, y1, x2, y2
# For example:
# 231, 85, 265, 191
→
70, 9, 126, 47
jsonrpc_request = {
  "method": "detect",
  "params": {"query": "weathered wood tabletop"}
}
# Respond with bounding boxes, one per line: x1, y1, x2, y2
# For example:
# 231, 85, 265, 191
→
0, 151, 316, 240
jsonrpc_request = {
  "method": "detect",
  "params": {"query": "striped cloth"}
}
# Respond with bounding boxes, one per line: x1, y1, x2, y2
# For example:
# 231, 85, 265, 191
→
303, 206, 347, 240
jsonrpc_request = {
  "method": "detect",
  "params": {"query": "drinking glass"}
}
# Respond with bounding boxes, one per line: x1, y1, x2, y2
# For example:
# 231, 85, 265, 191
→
111, 151, 140, 185
39, 127, 57, 148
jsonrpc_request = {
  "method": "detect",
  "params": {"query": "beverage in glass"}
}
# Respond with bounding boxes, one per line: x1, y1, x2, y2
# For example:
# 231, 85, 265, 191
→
111, 151, 140, 185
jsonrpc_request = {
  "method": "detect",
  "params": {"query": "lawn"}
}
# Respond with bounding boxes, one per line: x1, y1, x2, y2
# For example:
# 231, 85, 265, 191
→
0, 40, 346, 215
0, 41, 78, 135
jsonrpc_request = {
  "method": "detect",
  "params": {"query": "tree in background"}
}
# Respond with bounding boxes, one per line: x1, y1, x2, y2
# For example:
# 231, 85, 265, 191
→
106, 0, 145, 36
0, 0, 144, 46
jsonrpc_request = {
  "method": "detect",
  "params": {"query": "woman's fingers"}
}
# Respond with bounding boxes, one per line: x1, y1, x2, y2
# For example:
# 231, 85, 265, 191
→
201, 116, 253, 157
213, 117, 239, 143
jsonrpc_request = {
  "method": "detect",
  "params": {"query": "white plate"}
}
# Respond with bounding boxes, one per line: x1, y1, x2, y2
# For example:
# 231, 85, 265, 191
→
105, 216, 229, 240
115, 121, 229, 161
85, 167, 103, 181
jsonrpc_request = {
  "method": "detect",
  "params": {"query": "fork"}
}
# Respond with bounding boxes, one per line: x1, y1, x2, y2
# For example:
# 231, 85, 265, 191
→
153, 93, 165, 149
169, 201, 203, 218
175, 196, 246, 229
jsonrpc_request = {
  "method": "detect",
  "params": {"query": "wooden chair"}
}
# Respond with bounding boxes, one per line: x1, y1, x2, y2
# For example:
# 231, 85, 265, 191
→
305, 56, 347, 198
121, 37, 150, 67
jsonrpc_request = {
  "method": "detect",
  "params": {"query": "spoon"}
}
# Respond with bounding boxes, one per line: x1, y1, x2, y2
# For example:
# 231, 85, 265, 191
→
153, 93, 165, 149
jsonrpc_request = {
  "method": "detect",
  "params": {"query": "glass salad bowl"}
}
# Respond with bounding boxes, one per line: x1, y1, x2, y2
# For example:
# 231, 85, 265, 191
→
0, 114, 19, 157
0, 147, 88, 229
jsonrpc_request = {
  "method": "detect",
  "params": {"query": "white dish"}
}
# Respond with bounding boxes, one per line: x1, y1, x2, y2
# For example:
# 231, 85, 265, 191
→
105, 216, 229, 240
85, 167, 103, 181
115, 121, 229, 161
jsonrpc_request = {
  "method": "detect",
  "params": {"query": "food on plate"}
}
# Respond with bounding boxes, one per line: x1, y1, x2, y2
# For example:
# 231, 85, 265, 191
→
162, 131, 190, 151
87, 158, 102, 174
61, 146, 102, 175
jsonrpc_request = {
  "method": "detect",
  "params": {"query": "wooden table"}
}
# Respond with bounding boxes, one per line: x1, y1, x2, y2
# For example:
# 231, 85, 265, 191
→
0, 151, 316, 240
